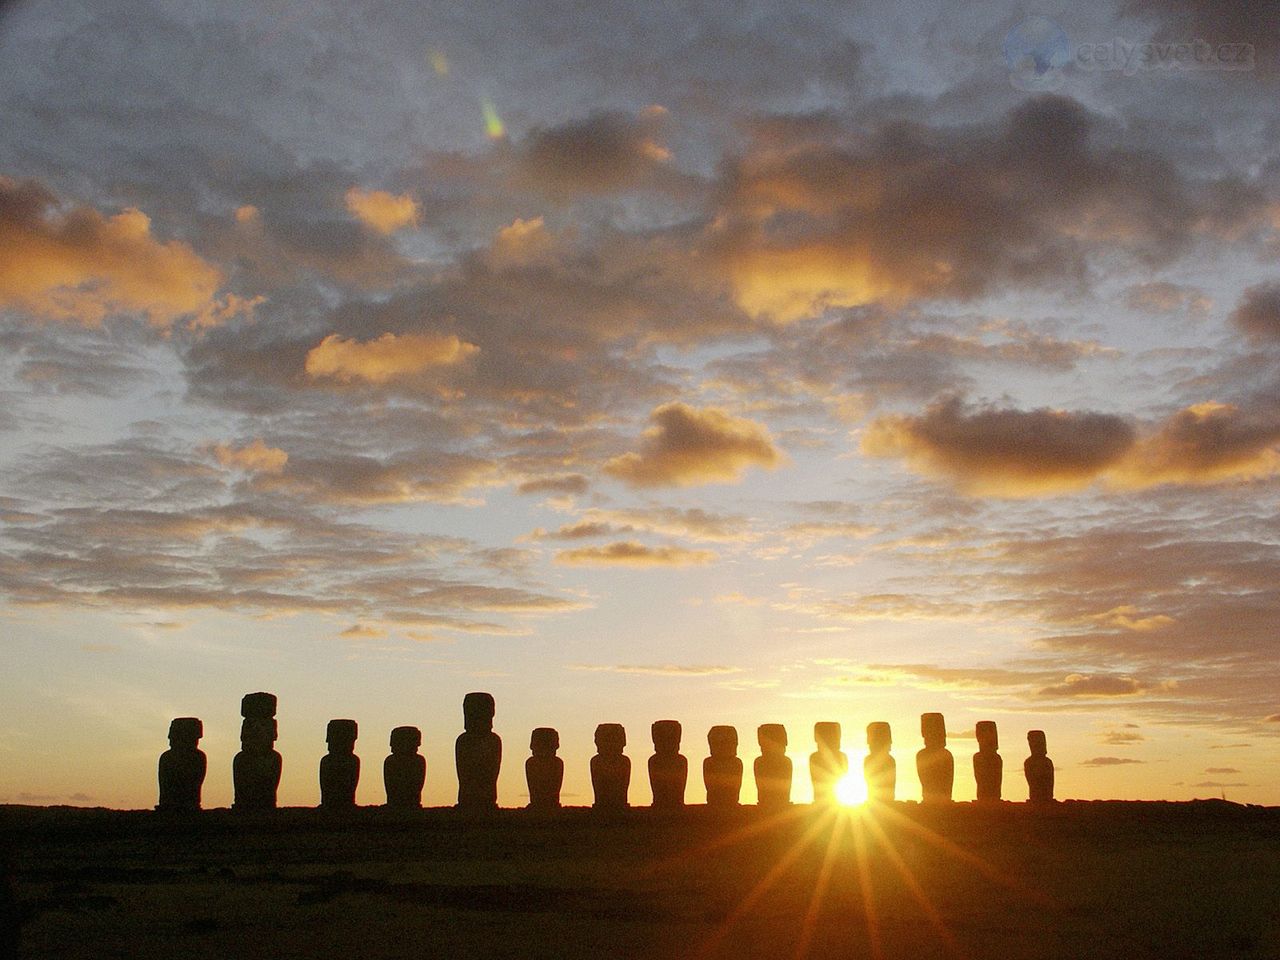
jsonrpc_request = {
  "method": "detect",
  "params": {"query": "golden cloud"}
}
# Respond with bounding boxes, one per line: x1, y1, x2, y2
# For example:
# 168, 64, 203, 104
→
344, 186, 420, 234
604, 402, 783, 487
212, 438, 288, 475
305, 331, 478, 384
0, 176, 223, 327
1112, 402, 1280, 488
554, 540, 716, 567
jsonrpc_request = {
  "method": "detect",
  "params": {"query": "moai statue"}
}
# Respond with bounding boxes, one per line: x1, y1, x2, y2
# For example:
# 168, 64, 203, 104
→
648, 720, 687, 810
525, 727, 564, 810
973, 721, 1002, 803
916, 712, 954, 804
863, 722, 896, 803
157, 717, 206, 812
810, 722, 848, 805
319, 719, 360, 809
456, 692, 502, 810
384, 726, 426, 808
1025, 730, 1055, 803
704, 725, 743, 809
234, 692, 282, 811
591, 723, 630, 810
754, 723, 792, 810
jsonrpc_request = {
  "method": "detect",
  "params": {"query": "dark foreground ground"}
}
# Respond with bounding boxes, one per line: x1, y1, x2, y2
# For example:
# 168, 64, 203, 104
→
3, 800, 1279, 960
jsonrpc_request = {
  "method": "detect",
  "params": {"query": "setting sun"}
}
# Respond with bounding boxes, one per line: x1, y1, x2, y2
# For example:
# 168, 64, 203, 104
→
835, 772, 867, 806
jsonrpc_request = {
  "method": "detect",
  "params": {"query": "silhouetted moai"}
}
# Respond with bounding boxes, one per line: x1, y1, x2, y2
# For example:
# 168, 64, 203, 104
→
648, 720, 687, 810
234, 692, 281, 810
591, 723, 630, 810
456, 692, 502, 810
754, 723, 792, 810
319, 719, 360, 809
863, 722, 896, 803
1024, 730, 1055, 803
384, 726, 425, 808
525, 727, 563, 810
157, 717, 206, 812
916, 712, 954, 804
973, 720, 1003, 803
704, 725, 743, 808
810, 722, 848, 805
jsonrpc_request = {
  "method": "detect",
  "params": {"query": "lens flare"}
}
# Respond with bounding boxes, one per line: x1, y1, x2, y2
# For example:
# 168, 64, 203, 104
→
835, 772, 867, 806
481, 98, 505, 139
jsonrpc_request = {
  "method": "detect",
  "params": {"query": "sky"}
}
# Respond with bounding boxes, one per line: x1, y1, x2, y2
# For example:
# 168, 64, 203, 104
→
1, 0, 1278, 809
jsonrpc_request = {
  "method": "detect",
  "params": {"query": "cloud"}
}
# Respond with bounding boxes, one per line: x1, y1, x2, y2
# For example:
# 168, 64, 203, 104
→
605, 402, 783, 487
1266, 714, 1280, 723
1100, 729, 1147, 744
1191, 781, 1248, 788
519, 108, 675, 194
862, 397, 1135, 496
339, 623, 387, 639
0, 176, 223, 327
1124, 281, 1211, 316
570, 663, 740, 676
344, 187, 420, 234
249, 451, 498, 505
1037, 674, 1172, 698
516, 474, 590, 496
554, 541, 716, 567
211, 438, 288, 475
305, 331, 478, 384
1229, 282, 1280, 343
1080, 756, 1146, 767
1205, 767, 1241, 774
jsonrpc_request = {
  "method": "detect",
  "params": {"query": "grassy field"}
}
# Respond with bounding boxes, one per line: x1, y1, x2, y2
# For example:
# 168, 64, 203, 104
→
4, 800, 1279, 959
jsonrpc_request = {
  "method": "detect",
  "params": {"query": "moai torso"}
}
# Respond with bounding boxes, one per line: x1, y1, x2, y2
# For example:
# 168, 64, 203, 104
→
234, 693, 281, 811
810, 722, 848, 805
704, 725, 742, 808
157, 717, 206, 812
916, 712, 954, 803
319, 719, 360, 808
1025, 730, 1055, 803
754, 724, 792, 809
525, 727, 564, 810
863, 721, 896, 803
591, 723, 630, 810
456, 692, 502, 809
648, 720, 687, 810
384, 726, 426, 808
973, 720, 1002, 802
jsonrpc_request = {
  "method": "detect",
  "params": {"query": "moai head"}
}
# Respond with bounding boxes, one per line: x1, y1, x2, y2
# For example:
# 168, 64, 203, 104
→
1027, 729, 1048, 757
708, 725, 738, 758
241, 692, 277, 719
595, 723, 626, 756
389, 726, 421, 755
530, 727, 559, 757
327, 719, 358, 754
976, 721, 998, 752
651, 720, 682, 755
866, 721, 892, 754
168, 717, 202, 750
758, 723, 787, 756
921, 712, 947, 749
814, 721, 842, 753
240, 716, 277, 752
462, 692, 495, 733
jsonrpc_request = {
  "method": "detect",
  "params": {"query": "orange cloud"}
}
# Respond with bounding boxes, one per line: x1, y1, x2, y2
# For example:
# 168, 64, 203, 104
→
344, 187, 420, 234
305, 331, 478, 384
554, 541, 716, 567
605, 402, 783, 487
212, 438, 288, 475
1112, 402, 1280, 488
0, 176, 223, 327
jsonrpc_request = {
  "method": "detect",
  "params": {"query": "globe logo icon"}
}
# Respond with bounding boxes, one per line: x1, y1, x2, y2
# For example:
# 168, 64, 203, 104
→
1003, 17, 1071, 91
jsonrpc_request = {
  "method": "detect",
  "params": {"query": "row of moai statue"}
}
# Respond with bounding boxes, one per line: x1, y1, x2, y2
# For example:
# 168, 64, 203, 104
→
157, 694, 1056, 812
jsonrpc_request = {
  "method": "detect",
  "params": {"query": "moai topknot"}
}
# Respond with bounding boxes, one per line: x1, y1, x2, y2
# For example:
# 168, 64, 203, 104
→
456, 692, 502, 810
704, 725, 743, 808
754, 724, 792, 810
157, 717, 206, 812
384, 726, 425, 808
916, 712, 954, 804
526, 727, 563, 810
1024, 730, 1055, 803
973, 721, 1002, 803
810, 722, 848, 805
234, 692, 281, 810
863, 722, 896, 803
591, 723, 630, 810
319, 719, 360, 809
648, 720, 687, 810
